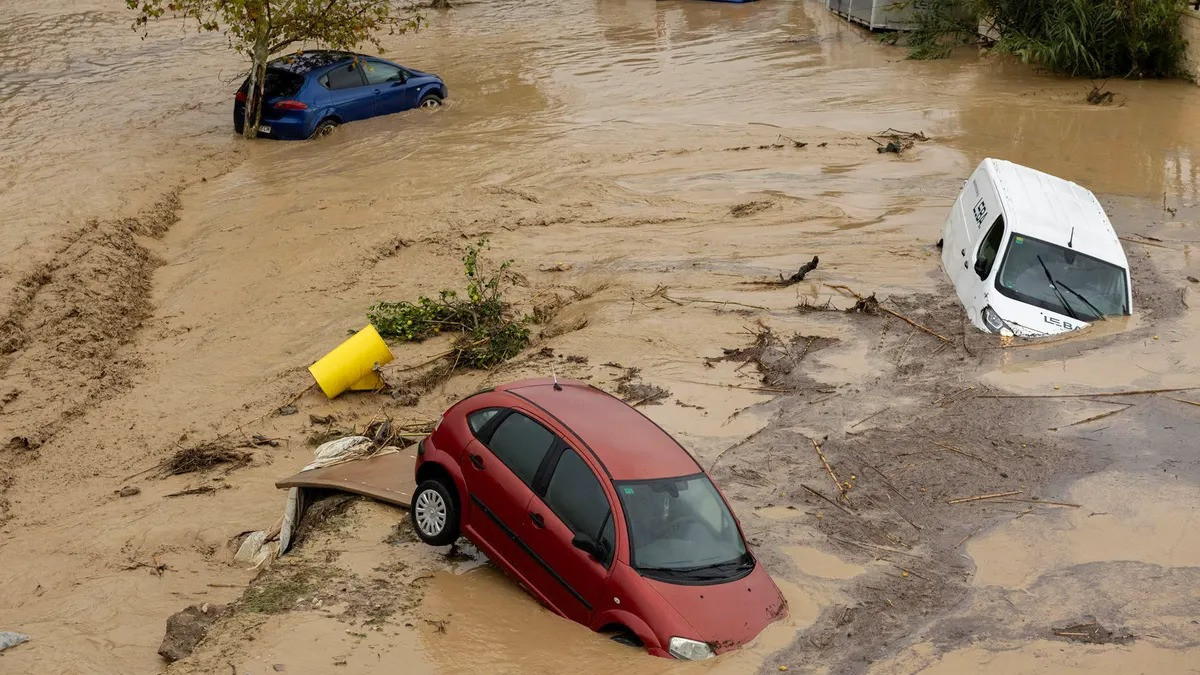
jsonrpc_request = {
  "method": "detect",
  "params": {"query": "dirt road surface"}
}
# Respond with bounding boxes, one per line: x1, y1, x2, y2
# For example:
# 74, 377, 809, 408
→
1, 1, 1198, 674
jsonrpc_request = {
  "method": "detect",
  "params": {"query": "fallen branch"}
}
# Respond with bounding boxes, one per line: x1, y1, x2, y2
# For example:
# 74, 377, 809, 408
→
1050, 403, 1133, 430
999, 497, 1081, 508
946, 490, 1022, 505
979, 387, 1197, 399
667, 295, 770, 311
850, 407, 888, 429
801, 483, 853, 515
931, 441, 994, 468
777, 256, 819, 286
811, 437, 847, 500
1167, 397, 1200, 408
825, 284, 951, 343
931, 386, 975, 406
164, 486, 219, 498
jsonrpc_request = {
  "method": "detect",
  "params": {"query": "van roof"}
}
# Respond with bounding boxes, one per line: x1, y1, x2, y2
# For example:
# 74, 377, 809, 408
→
982, 159, 1128, 269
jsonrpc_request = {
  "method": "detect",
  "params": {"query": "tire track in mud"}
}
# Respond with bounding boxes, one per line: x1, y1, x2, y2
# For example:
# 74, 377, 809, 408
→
0, 193, 182, 523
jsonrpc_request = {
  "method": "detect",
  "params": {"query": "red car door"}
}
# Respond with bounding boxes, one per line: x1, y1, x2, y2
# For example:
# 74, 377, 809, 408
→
459, 411, 558, 601
521, 445, 618, 626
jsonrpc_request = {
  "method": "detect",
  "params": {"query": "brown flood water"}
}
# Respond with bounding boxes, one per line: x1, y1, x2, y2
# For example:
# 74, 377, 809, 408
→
1, 1, 1199, 674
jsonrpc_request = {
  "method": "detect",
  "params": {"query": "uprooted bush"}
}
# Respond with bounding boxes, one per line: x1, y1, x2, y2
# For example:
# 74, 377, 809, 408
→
890, 0, 1187, 78
367, 240, 530, 369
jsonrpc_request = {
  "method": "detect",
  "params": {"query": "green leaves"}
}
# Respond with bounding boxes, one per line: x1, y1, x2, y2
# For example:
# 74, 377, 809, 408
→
899, 0, 1185, 78
126, 1, 423, 63
368, 240, 532, 370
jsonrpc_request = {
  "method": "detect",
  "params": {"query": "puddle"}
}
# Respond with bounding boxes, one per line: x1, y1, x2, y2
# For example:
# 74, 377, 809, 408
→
417, 569, 824, 674
968, 472, 1200, 589
872, 639, 1200, 675
781, 545, 865, 581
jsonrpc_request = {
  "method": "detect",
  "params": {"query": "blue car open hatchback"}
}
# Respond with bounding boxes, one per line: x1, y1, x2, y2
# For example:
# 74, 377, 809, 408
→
233, 51, 447, 140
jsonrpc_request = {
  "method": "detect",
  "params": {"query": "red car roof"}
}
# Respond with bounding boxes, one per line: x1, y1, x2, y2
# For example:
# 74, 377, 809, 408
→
498, 378, 702, 482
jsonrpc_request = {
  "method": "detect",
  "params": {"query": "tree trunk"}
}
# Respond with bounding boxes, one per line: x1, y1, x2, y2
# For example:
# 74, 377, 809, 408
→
242, 31, 270, 139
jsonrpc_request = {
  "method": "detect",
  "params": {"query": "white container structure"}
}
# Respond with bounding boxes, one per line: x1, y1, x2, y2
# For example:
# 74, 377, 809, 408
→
940, 159, 1133, 337
825, 0, 922, 31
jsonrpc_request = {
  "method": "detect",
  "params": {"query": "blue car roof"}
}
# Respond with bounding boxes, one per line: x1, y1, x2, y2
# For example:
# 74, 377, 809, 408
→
268, 51, 358, 74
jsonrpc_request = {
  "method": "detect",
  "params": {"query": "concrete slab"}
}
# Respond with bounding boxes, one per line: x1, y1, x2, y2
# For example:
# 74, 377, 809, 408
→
275, 447, 418, 508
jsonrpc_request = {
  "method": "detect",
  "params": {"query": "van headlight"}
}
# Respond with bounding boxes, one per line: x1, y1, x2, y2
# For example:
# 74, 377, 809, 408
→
981, 306, 1013, 336
668, 637, 714, 660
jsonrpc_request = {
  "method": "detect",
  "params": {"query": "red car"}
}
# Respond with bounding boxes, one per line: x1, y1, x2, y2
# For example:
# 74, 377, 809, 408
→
410, 378, 787, 659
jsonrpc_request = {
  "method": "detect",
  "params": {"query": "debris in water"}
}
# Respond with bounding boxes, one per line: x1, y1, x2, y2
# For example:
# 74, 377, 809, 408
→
278, 405, 298, 416
615, 368, 670, 406
116, 485, 141, 497
0, 631, 29, 652
538, 262, 573, 272
869, 128, 928, 155
157, 441, 252, 477
1053, 620, 1134, 644
309, 413, 336, 426
848, 293, 881, 315
730, 201, 773, 218
1086, 83, 1115, 105
779, 256, 819, 285
164, 485, 220, 498
158, 603, 227, 662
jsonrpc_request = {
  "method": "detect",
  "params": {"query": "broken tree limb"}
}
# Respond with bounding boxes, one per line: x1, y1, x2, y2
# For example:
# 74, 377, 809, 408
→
931, 441, 994, 468
779, 256, 819, 285
979, 387, 1198, 399
1049, 402, 1133, 430
801, 483, 854, 515
1167, 397, 1200, 408
998, 498, 1081, 508
811, 437, 847, 501
946, 490, 1022, 505
667, 296, 771, 311
825, 284, 951, 343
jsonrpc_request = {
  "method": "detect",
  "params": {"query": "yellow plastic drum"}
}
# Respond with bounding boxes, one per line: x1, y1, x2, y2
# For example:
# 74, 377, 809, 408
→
309, 325, 394, 399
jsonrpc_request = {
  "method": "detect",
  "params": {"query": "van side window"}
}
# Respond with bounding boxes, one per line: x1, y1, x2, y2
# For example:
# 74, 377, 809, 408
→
543, 449, 614, 565
486, 413, 556, 486
975, 216, 1006, 279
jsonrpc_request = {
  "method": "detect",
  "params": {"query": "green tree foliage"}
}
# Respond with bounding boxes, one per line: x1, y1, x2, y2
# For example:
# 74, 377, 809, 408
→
368, 240, 532, 370
897, 0, 1186, 78
126, 1, 421, 139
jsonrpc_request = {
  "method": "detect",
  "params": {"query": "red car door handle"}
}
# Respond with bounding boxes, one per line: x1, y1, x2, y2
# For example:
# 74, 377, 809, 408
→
529, 512, 545, 528
469, 454, 484, 469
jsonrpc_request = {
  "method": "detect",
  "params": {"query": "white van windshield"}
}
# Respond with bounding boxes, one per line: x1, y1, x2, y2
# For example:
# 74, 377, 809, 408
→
995, 234, 1129, 321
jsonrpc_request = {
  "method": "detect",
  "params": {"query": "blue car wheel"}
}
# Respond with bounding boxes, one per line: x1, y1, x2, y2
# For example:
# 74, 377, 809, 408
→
418, 93, 443, 108
310, 118, 339, 139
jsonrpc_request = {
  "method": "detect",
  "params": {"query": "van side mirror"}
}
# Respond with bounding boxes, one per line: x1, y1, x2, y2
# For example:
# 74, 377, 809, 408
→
571, 533, 602, 559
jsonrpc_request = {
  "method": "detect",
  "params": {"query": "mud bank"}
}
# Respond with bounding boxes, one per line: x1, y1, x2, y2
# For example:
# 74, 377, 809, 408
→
1, 1, 1198, 674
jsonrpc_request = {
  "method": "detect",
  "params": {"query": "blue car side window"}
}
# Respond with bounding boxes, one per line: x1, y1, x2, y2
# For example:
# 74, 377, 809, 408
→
324, 63, 364, 90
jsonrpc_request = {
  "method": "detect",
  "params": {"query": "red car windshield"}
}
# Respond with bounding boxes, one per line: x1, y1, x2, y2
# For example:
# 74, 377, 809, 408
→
617, 474, 750, 582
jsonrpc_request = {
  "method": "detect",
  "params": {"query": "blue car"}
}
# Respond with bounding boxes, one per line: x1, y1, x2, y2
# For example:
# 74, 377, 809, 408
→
233, 51, 447, 140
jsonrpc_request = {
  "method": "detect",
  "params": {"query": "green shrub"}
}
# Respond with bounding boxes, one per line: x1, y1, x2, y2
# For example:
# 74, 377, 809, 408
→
368, 240, 530, 370
896, 0, 1186, 78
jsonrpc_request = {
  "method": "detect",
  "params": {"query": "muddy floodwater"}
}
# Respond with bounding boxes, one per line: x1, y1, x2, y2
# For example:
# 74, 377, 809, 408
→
1, 1, 1198, 674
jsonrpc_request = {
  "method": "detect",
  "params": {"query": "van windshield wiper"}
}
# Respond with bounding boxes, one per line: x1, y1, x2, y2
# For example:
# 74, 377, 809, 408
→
1056, 280, 1105, 319
1036, 255, 1079, 320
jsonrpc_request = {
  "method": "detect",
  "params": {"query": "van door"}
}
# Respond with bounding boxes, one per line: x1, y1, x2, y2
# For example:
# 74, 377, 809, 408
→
945, 171, 987, 308
967, 215, 1007, 320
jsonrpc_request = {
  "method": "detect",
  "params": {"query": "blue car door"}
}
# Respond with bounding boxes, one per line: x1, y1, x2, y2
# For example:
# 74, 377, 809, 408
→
319, 61, 374, 122
363, 60, 417, 115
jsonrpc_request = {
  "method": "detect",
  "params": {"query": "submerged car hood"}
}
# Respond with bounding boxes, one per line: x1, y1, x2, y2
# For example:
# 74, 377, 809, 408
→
643, 563, 786, 652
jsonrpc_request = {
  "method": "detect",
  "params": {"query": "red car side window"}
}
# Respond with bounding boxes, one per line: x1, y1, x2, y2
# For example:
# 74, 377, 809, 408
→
543, 449, 615, 565
486, 412, 556, 486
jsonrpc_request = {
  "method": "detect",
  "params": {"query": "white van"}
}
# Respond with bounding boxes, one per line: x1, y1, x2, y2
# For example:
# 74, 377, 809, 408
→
940, 159, 1133, 337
